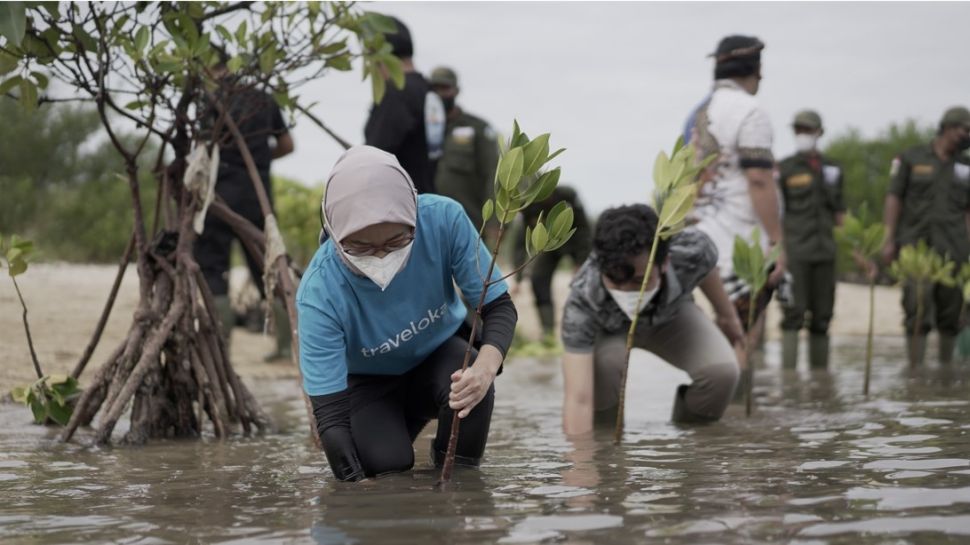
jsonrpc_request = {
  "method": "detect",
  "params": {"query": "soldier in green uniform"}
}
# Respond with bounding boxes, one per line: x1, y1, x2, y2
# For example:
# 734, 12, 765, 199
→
882, 106, 970, 365
777, 110, 845, 369
429, 66, 499, 230
513, 185, 592, 341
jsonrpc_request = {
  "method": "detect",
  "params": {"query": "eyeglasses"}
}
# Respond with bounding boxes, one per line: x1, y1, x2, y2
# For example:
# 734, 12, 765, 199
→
342, 230, 415, 257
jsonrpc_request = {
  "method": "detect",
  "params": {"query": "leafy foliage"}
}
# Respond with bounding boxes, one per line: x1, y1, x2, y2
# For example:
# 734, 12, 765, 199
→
0, 232, 33, 277
837, 203, 886, 262
10, 375, 80, 426
823, 121, 934, 220
732, 227, 781, 308
889, 240, 956, 289
482, 121, 574, 257
272, 176, 323, 268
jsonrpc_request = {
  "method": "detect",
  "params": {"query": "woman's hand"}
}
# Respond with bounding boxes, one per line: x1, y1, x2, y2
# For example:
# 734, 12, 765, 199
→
449, 345, 502, 418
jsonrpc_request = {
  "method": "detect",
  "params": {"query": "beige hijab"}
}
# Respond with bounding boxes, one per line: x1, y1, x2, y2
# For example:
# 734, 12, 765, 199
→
322, 146, 418, 249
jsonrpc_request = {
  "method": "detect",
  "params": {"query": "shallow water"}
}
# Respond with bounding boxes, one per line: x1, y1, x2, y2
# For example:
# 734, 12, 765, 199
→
2, 336, 970, 544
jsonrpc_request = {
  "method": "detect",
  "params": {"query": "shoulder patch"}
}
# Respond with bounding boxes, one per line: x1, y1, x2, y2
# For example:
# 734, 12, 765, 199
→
786, 173, 813, 188
451, 125, 475, 144
889, 157, 900, 178
822, 165, 841, 185
955, 162, 970, 183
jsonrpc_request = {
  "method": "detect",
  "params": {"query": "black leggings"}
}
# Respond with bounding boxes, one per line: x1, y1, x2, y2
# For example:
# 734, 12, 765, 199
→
347, 335, 495, 477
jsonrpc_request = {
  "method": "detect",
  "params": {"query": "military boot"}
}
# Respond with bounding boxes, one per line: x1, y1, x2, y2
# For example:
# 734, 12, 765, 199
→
938, 334, 956, 365
263, 300, 293, 363
808, 334, 830, 370
782, 330, 799, 370
906, 334, 928, 367
671, 384, 718, 425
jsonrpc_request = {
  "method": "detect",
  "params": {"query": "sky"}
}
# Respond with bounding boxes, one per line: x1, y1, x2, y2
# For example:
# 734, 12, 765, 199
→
272, 1, 970, 214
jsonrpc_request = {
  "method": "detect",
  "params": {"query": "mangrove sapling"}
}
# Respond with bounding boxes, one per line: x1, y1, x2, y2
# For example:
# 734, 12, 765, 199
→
2, 234, 81, 425
439, 121, 575, 484
732, 228, 780, 417
613, 139, 713, 445
836, 207, 886, 395
3, 2, 402, 445
956, 262, 970, 361
889, 241, 955, 367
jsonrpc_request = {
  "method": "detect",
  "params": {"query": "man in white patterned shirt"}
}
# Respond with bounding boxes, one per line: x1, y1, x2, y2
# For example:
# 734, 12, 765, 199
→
685, 35, 786, 332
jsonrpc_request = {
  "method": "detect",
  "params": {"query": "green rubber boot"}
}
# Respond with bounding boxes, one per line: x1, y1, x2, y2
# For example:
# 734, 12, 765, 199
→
213, 295, 235, 341
782, 330, 799, 370
938, 334, 956, 365
808, 334, 830, 370
906, 334, 928, 367
264, 300, 293, 363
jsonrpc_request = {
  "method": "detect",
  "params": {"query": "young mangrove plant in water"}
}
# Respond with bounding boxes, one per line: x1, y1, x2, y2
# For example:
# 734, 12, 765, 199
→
956, 262, 970, 361
836, 206, 886, 395
439, 121, 575, 484
2, 234, 81, 425
732, 228, 780, 417
613, 138, 713, 445
889, 241, 955, 366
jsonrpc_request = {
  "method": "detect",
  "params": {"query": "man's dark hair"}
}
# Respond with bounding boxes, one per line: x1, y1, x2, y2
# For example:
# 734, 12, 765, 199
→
385, 16, 413, 59
713, 35, 763, 80
592, 204, 670, 284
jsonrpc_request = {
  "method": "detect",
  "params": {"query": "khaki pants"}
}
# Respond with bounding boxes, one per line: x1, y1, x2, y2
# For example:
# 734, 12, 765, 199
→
592, 302, 740, 421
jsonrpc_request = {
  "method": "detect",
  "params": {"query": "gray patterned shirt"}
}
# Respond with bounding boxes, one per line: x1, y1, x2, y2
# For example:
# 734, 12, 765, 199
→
561, 229, 718, 353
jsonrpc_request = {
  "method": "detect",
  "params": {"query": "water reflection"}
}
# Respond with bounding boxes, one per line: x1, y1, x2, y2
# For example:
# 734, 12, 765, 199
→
1, 338, 970, 544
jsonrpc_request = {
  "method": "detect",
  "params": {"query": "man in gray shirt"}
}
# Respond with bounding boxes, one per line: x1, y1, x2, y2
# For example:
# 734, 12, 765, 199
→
561, 205, 743, 433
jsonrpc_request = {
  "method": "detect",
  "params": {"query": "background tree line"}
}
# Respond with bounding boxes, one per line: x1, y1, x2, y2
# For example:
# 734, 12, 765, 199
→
1, 100, 321, 267
1, 100, 932, 270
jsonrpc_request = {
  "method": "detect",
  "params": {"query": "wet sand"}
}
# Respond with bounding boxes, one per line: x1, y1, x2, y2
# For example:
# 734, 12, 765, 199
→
1, 263, 906, 395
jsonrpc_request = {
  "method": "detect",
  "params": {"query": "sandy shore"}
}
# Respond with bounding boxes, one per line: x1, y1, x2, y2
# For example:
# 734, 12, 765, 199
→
0, 263, 906, 395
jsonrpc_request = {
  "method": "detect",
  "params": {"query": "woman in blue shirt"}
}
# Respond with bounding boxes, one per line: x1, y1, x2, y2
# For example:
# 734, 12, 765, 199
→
298, 146, 516, 481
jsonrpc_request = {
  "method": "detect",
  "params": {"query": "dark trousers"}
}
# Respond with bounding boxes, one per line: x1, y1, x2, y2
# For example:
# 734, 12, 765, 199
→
347, 335, 494, 477
530, 250, 563, 308
193, 178, 268, 297
902, 280, 963, 336
780, 259, 835, 335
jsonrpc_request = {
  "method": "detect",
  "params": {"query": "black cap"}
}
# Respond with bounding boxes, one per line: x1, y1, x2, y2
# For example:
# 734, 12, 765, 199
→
385, 17, 413, 59
711, 35, 764, 79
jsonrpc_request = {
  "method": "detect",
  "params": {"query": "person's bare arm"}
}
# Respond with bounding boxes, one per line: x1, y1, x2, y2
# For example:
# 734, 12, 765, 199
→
562, 351, 594, 436
745, 166, 786, 283
272, 132, 294, 159
882, 193, 902, 265
699, 268, 745, 348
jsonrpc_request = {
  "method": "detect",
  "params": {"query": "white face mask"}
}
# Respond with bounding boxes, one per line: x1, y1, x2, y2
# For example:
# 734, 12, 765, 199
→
607, 285, 660, 321
794, 133, 818, 153
344, 242, 413, 291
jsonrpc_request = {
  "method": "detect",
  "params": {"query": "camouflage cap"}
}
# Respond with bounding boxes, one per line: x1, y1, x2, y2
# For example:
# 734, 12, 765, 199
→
429, 66, 458, 87
792, 110, 823, 130
940, 106, 970, 129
